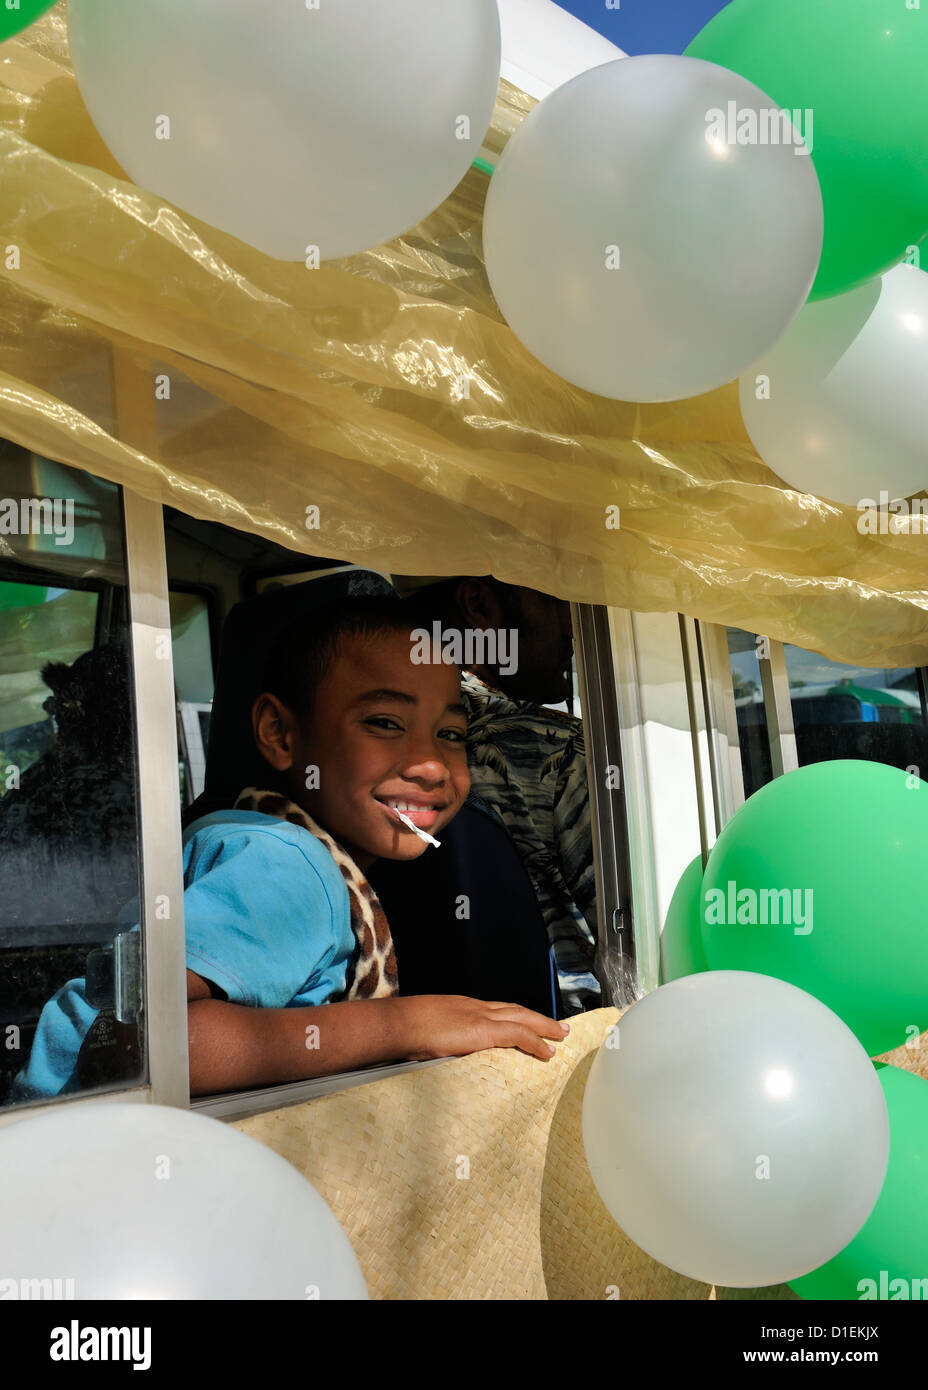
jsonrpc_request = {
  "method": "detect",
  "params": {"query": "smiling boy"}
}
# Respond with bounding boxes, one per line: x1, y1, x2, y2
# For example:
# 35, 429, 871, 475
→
183, 598, 568, 1094
10, 599, 567, 1102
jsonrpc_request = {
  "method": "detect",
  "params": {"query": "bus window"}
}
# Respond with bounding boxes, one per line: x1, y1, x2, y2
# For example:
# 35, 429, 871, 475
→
175, 564, 608, 1108
726, 628, 773, 799
784, 646, 928, 773
0, 441, 145, 1107
720, 626, 928, 801
170, 589, 215, 806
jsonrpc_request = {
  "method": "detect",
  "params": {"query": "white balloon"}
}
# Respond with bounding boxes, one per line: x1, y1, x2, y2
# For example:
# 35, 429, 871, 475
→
740, 262, 928, 506
483, 55, 823, 403
582, 972, 888, 1288
67, 0, 501, 261
498, 0, 625, 100
0, 1103, 367, 1299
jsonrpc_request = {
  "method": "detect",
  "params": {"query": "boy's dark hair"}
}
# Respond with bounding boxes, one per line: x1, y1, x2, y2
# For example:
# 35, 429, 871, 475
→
263, 595, 428, 718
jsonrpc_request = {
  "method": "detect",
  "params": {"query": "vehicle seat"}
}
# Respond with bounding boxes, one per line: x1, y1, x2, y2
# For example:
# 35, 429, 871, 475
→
367, 801, 560, 1018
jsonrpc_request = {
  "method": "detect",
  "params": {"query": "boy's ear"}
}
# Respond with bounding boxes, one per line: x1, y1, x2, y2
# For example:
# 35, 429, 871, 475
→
252, 692, 298, 772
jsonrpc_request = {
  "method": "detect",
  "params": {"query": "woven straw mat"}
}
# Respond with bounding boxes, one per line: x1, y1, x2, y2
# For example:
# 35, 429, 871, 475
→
232, 1007, 927, 1300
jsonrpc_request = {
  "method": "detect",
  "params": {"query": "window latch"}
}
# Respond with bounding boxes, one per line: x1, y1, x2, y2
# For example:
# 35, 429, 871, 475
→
84, 930, 141, 1023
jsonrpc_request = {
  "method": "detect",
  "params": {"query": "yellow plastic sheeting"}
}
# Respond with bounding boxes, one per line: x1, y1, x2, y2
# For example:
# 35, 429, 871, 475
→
1, 7, 927, 667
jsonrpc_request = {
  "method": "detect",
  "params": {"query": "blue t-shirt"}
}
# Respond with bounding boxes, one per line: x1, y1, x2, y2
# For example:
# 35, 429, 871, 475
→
10, 811, 354, 1101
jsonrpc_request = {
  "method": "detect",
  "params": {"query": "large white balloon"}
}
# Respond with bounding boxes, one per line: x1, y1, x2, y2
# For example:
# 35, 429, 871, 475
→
498, 0, 625, 100
483, 55, 823, 403
740, 262, 928, 506
582, 972, 888, 1288
67, 0, 501, 261
0, 1103, 367, 1299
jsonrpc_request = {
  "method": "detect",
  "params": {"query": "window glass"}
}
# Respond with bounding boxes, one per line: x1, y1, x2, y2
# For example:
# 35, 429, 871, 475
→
170, 590, 213, 704
170, 590, 214, 805
784, 646, 928, 773
0, 440, 145, 1107
727, 627, 772, 798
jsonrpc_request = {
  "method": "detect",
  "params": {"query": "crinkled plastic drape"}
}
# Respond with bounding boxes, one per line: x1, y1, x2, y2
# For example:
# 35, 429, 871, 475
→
1, 6, 926, 667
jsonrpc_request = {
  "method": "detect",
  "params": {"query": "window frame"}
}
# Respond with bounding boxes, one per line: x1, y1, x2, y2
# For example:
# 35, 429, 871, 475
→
599, 609, 750, 997
121, 487, 190, 1109
696, 622, 928, 823
693, 624, 803, 832
571, 603, 637, 1007
0, 481, 188, 1119
1, 481, 646, 1119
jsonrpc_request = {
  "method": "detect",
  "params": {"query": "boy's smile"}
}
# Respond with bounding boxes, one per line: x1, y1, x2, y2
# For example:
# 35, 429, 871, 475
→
259, 629, 469, 869
375, 794, 450, 832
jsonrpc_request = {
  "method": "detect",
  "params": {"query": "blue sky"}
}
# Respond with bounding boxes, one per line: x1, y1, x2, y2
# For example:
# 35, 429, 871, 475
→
553, 0, 729, 56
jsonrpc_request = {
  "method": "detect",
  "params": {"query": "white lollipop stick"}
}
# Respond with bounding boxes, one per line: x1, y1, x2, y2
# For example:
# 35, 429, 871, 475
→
393, 808, 441, 848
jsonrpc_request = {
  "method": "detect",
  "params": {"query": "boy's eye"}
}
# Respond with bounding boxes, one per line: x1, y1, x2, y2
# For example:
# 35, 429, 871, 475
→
363, 715, 404, 732
438, 727, 467, 743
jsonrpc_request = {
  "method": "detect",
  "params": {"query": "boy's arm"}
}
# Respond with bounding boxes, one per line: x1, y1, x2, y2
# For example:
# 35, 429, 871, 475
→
186, 970, 568, 1096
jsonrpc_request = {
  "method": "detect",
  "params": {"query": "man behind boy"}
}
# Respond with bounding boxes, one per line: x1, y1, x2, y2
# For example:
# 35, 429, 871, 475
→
393, 575, 600, 1014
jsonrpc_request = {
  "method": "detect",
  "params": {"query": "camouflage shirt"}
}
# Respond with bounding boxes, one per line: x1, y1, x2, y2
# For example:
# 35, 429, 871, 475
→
460, 672, 600, 1014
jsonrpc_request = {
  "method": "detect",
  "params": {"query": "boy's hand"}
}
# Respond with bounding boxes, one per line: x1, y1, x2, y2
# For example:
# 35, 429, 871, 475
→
397, 995, 569, 1063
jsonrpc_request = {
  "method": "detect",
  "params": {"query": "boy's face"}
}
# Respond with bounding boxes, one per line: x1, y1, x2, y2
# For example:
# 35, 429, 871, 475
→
282, 630, 470, 868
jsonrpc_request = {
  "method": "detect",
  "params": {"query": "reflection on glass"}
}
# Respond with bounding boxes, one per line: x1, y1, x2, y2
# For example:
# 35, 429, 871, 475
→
727, 628, 772, 798
0, 440, 145, 1106
784, 646, 928, 773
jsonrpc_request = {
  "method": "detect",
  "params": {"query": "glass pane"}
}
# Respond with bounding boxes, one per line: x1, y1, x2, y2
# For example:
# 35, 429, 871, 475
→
171, 591, 214, 806
0, 440, 145, 1106
170, 591, 213, 705
784, 646, 928, 772
726, 627, 773, 798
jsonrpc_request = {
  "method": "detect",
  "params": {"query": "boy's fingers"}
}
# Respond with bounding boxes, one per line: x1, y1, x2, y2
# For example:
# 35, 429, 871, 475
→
511, 1026, 557, 1061
487, 1020, 558, 1061
485, 1004, 567, 1039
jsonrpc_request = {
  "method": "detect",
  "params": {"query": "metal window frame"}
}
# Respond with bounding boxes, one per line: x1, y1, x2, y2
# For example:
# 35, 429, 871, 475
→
601, 609, 662, 998
758, 639, 799, 778
122, 488, 190, 1108
916, 667, 928, 727
192, 1058, 447, 1123
697, 622, 801, 821
695, 623, 746, 832
571, 603, 636, 1008
679, 616, 715, 862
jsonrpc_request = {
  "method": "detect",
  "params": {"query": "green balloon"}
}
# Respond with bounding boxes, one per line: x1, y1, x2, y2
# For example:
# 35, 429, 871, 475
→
0, 1, 56, 43
791, 1066, 928, 1300
686, 0, 928, 300
700, 761, 928, 1057
659, 853, 708, 984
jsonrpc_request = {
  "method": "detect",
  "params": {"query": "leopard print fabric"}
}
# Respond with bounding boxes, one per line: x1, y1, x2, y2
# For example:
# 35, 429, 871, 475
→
234, 787, 398, 1000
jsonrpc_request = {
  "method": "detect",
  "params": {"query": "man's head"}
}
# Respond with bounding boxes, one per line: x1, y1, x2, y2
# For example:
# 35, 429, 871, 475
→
397, 576, 573, 704
252, 598, 470, 869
